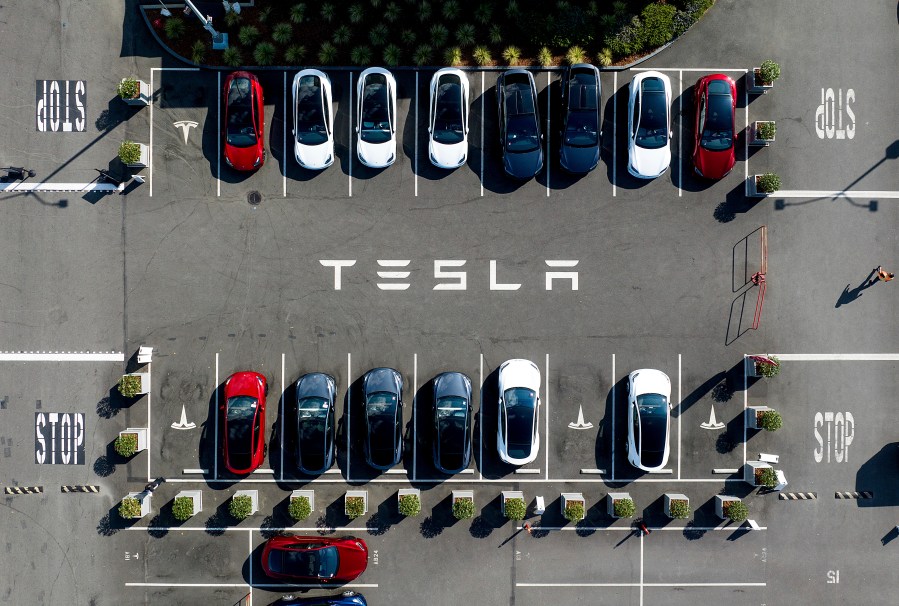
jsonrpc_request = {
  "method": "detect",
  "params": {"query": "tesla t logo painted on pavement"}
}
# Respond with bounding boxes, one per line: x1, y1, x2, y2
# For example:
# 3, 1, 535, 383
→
173, 120, 199, 144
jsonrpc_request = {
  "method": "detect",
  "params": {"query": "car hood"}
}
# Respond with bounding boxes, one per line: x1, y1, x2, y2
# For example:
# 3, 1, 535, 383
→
225, 143, 262, 172
295, 140, 334, 170
694, 146, 734, 180
429, 139, 466, 168
632, 368, 670, 397
337, 540, 369, 581
297, 373, 334, 400
504, 148, 543, 179
358, 139, 396, 168
499, 359, 540, 392
364, 368, 400, 394
630, 144, 670, 178
560, 143, 599, 174
434, 373, 470, 399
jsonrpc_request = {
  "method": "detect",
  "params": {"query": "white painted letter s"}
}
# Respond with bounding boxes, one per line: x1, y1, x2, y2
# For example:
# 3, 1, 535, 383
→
813, 412, 824, 463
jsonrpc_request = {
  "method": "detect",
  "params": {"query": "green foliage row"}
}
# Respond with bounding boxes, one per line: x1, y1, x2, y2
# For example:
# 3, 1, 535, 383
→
724, 499, 748, 522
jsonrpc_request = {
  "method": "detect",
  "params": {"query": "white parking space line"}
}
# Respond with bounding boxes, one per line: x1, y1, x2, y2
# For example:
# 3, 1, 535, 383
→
611, 353, 616, 480
280, 353, 285, 481
479, 352, 484, 480
283, 71, 287, 198
545, 353, 549, 480
126, 583, 252, 588
633, 67, 749, 73
480, 72, 485, 197
0, 182, 123, 193
515, 468, 541, 474
742, 355, 748, 466
612, 71, 617, 197
214, 352, 219, 480
217, 71, 221, 197
677, 353, 681, 480
744, 85, 749, 192
415, 71, 419, 198
254, 583, 379, 589
0, 352, 124, 361
247, 529, 253, 606
580, 468, 606, 474
517, 582, 766, 587
714, 468, 739, 474
149, 70, 154, 197
773, 353, 899, 360
678, 70, 682, 198
640, 532, 644, 606
412, 352, 417, 481
546, 72, 551, 198
348, 72, 353, 197
147, 361, 152, 481
772, 190, 899, 199
182, 468, 207, 474
163, 475, 741, 484
347, 352, 352, 481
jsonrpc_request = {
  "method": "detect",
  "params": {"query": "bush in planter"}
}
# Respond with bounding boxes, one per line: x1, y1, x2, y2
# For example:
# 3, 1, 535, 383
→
758, 59, 781, 85
614, 497, 636, 518
229, 495, 254, 520
756, 173, 781, 194
164, 17, 186, 41
668, 499, 691, 519
345, 496, 365, 520
117, 142, 142, 166
503, 497, 527, 521
758, 467, 779, 489
118, 497, 142, 518
288, 496, 312, 521
398, 493, 422, 517
723, 499, 749, 523
172, 496, 195, 522
452, 497, 475, 520
757, 121, 776, 140
759, 410, 783, 431
117, 78, 140, 100
755, 355, 781, 377
114, 433, 138, 457
563, 501, 585, 522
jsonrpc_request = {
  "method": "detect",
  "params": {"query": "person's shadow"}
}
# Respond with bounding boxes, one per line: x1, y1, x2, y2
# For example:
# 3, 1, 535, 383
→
836, 268, 879, 307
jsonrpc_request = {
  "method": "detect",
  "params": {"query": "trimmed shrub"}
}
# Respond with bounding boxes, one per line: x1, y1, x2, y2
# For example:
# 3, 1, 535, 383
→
430, 24, 449, 48
418, 0, 432, 22
370, 23, 389, 47
489, 24, 503, 45
225, 10, 242, 28
349, 3, 365, 24
475, 2, 493, 25
272, 23, 292, 45
506, 0, 521, 18
164, 17, 186, 41
172, 496, 195, 521
456, 24, 476, 47
563, 500, 585, 522
757, 121, 776, 140
114, 433, 138, 457
229, 495, 254, 520
383, 44, 402, 67
238, 25, 260, 47
118, 373, 142, 396
318, 42, 338, 65
638, 2, 676, 48
190, 40, 207, 65
413, 44, 433, 66
285, 45, 307, 64
472, 46, 492, 66
443, 0, 461, 20
537, 46, 554, 67
444, 46, 463, 66
289, 496, 312, 521
668, 499, 691, 519
566, 45, 587, 64
759, 410, 783, 432
223, 47, 242, 67
502, 46, 521, 65
385, 2, 402, 23
598, 47, 613, 67
452, 497, 475, 520
613, 497, 636, 518
290, 3, 307, 24
345, 496, 365, 519
605, 15, 644, 57
724, 499, 748, 523
117, 78, 140, 99
758, 467, 778, 489
503, 497, 526, 521
333, 24, 351, 46
759, 59, 781, 84
119, 497, 143, 518
320, 3, 336, 22
351, 45, 373, 66
254, 42, 276, 66
257, 6, 272, 23
400, 29, 416, 46
398, 493, 422, 517
756, 173, 781, 194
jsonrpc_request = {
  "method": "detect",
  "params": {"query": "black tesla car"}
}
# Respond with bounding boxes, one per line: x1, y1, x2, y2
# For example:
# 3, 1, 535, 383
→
559, 63, 602, 174
294, 372, 337, 475
496, 69, 543, 179
362, 367, 404, 470
432, 372, 473, 474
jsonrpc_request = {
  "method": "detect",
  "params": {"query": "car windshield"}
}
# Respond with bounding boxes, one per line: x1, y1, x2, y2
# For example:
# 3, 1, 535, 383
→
433, 78, 464, 144
436, 396, 467, 419
635, 79, 668, 150
636, 393, 668, 452
270, 545, 339, 578
226, 396, 256, 454
700, 89, 734, 152
361, 76, 391, 143
295, 76, 328, 146
504, 388, 536, 458
565, 76, 599, 147
227, 78, 257, 148
297, 397, 328, 453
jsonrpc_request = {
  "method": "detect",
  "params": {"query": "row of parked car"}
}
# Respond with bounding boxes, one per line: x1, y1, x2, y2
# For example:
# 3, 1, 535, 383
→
223, 65, 738, 181
221, 361, 675, 477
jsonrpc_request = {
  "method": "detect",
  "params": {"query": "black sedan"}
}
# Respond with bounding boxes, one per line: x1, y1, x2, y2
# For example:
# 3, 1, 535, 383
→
432, 372, 473, 474
294, 372, 337, 475
496, 69, 543, 179
362, 367, 404, 470
559, 63, 601, 174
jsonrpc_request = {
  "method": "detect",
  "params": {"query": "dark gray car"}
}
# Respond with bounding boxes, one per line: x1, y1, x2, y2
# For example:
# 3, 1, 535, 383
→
496, 69, 543, 179
362, 367, 404, 470
432, 372, 473, 474
559, 63, 601, 174
295, 373, 337, 475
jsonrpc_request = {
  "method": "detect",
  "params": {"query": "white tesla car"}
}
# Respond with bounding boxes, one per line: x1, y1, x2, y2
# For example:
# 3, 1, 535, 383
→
627, 71, 672, 179
291, 69, 334, 170
626, 369, 672, 472
356, 67, 397, 168
496, 359, 540, 465
428, 68, 469, 169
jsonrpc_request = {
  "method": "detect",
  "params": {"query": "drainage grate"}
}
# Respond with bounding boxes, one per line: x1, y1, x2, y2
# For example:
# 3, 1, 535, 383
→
247, 190, 261, 206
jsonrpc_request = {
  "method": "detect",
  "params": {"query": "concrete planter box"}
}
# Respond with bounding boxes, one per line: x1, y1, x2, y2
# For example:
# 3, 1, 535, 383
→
748, 175, 780, 198
120, 428, 148, 452
291, 489, 314, 513
664, 493, 689, 519
452, 489, 474, 503
125, 143, 150, 168
750, 121, 776, 146
746, 406, 773, 429
715, 495, 741, 519
345, 490, 368, 517
745, 461, 773, 486
745, 357, 762, 377
176, 490, 202, 517
122, 372, 151, 395
501, 490, 525, 517
124, 492, 151, 518
748, 69, 774, 94
233, 489, 259, 515
607, 492, 634, 518
561, 492, 586, 521
397, 488, 421, 516
121, 79, 151, 106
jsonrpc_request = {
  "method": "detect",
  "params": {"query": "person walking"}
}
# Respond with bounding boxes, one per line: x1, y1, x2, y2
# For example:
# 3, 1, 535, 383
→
144, 477, 166, 493
877, 266, 894, 283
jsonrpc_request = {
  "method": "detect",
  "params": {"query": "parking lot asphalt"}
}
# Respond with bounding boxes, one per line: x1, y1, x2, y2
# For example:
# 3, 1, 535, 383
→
0, 0, 897, 604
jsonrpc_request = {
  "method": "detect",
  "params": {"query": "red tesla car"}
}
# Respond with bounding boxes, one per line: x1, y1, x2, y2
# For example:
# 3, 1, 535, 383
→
222, 371, 267, 474
261, 535, 369, 583
692, 74, 737, 179
223, 71, 266, 171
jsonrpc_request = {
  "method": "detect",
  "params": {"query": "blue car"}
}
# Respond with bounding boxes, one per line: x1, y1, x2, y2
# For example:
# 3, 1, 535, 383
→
275, 592, 367, 606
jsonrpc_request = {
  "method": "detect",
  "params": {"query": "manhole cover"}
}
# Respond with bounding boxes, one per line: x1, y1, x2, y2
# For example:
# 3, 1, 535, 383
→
247, 191, 261, 206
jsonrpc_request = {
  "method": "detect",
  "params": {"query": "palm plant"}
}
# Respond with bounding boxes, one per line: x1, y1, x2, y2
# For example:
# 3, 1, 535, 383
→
290, 3, 307, 24
418, 1, 432, 22
455, 23, 476, 47
586, 0, 599, 17
370, 0, 382, 6
349, 3, 365, 24
272, 23, 292, 45
225, 10, 242, 28
257, 6, 272, 23
190, 40, 206, 64
370, 23, 389, 46
333, 25, 351, 46
472, 45, 492, 66
351, 45, 373, 66
566, 45, 587, 64
475, 2, 494, 25
430, 24, 449, 48
385, 2, 401, 22
598, 47, 613, 67
238, 25, 260, 47
223, 47, 242, 67
413, 44, 433, 66
442, 0, 460, 20
444, 46, 463, 66
383, 43, 402, 66
320, 2, 336, 22
489, 24, 502, 45
400, 29, 416, 46
285, 45, 307, 64
164, 17, 186, 40
506, 0, 520, 18
254, 42, 276, 66
537, 46, 553, 67
318, 41, 338, 65
502, 46, 521, 65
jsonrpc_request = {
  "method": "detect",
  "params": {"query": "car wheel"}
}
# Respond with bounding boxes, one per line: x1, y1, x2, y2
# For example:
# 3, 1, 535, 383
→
342, 591, 357, 597
263, 444, 268, 459
280, 595, 296, 601
264, 382, 269, 396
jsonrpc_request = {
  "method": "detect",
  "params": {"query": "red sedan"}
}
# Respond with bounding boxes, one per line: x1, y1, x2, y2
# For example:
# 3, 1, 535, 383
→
692, 74, 736, 179
223, 71, 266, 171
222, 371, 267, 475
261, 535, 369, 583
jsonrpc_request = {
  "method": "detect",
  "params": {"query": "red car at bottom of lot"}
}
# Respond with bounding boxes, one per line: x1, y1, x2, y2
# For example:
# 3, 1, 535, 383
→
222, 370, 267, 475
261, 535, 369, 583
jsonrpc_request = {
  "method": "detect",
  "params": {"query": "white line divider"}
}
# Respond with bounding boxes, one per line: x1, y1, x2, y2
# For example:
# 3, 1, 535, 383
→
161, 475, 742, 484
347, 352, 352, 482
546, 71, 551, 198
414, 70, 418, 197
124, 581, 379, 589
677, 353, 682, 479
480, 71, 485, 197
677, 70, 682, 199
247, 529, 253, 604
516, 582, 765, 587
214, 352, 219, 480
772, 190, 899, 199
147, 361, 152, 481
640, 530, 644, 605
479, 352, 484, 480
0, 182, 123, 193
217, 71, 221, 197
772, 353, 899, 360
545, 353, 549, 480
412, 352, 417, 481
743, 83, 749, 193
0, 352, 124, 361
611, 353, 616, 480
282, 71, 287, 198
150, 68, 154, 197
632, 67, 749, 73
348, 72, 353, 197
612, 71, 617, 198
280, 353, 285, 481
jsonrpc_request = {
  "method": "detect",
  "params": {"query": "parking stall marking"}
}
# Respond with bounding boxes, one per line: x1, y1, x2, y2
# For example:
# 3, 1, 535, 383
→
678, 353, 682, 479
0, 352, 124, 361
612, 71, 617, 197
545, 353, 549, 480
413, 352, 417, 481
217, 71, 221, 197
479, 352, 483, 480
611, 353, 616, 480
415, 70, 418, 198
214, 352, 219, 479
480, 71, 484, 197
280, 353, 285, 481
546, 71, 551, 198
283, 71, 287, 198
348, 72, 353, 197
678, 70, 682, 198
